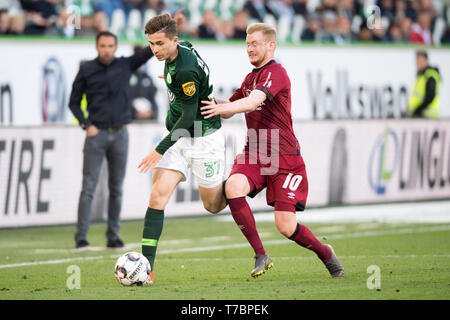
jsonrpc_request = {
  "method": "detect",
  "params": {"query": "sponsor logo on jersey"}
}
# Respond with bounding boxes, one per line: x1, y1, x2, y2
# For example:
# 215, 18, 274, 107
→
168, 89, 176, 103
182, 81, 196, 96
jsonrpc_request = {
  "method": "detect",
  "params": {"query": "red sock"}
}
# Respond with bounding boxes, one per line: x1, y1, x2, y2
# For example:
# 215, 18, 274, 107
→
228, 197, 266, 255
289, 223, 331, 262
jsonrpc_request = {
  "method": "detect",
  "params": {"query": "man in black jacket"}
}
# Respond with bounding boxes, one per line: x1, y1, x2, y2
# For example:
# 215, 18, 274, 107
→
69, 31, 154, 249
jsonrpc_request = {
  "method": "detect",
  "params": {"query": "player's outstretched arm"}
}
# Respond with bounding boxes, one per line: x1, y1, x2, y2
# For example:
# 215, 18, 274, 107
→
201, 98, 233, 119
201, 89, 266, 119
202, 101, 234, 119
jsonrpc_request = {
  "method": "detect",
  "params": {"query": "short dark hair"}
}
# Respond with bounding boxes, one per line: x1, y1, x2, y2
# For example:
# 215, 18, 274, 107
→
96, 31, 118, 44
144, 13, 178, 39
416, 50, 428, 60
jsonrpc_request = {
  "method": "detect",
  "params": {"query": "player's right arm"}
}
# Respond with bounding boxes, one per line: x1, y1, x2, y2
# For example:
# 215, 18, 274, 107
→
205, 97, 233, 119
201, 89, 266, 119
201, 82, 244, 119
202, 66, 287, 119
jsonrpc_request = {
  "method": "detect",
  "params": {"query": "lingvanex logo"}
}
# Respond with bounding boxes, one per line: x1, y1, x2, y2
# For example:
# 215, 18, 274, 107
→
367, 125, 450, 198
368, 128, 399, 195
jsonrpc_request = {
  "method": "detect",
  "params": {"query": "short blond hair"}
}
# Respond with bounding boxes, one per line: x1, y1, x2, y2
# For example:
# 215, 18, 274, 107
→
246, 23, 277, 41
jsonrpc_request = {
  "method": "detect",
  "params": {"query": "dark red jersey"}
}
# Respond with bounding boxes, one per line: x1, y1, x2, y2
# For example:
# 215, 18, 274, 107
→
229, 60, 300, 157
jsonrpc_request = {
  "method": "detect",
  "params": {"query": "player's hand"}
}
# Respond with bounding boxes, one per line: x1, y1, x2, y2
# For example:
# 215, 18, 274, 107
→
201, 100, 221, 119
138, 150, 162, 173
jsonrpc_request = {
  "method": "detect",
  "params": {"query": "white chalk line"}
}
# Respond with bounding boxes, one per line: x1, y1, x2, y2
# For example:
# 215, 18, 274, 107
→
0, 225, 449, 270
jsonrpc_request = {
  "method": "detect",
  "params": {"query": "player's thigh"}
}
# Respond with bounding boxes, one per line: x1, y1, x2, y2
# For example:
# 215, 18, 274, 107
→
267, 156, 308, 211
226, 156, 266, 199
190, 129, 225, 192
191, 157, 223, 188
148, 168, 183, 209
155, 138, 189, 182
192, 159, 226, 213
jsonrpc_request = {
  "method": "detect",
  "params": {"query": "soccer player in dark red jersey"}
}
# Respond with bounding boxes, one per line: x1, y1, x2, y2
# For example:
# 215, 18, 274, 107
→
201, 23, 345, 278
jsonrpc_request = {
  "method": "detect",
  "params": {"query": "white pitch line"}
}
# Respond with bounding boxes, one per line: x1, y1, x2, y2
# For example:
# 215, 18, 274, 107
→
216, 200, 450, 224
156, 225, 450, 254
155, 254, 450, 262
0, 256, 105, 269
1, 225, 449, 270
320, 225, 450, 240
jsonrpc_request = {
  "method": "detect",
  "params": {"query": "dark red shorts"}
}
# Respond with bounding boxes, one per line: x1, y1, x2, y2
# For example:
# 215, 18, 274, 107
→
229, 152, 308, 212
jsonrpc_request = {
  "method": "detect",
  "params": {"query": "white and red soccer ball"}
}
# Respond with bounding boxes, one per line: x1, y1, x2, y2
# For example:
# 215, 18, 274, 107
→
114, 252, 151, 286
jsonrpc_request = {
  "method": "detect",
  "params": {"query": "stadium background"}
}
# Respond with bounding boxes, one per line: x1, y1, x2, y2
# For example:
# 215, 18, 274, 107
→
0, 0, 449, 228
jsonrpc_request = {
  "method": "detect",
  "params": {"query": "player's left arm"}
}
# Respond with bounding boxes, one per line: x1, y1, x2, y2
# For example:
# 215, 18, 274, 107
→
138, 71, 199, 173
201, 89, 266, 119
137, 101, 197, 173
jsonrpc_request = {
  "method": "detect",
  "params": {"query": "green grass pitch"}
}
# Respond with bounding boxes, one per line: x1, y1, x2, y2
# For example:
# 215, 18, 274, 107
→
0, 213, 449, 300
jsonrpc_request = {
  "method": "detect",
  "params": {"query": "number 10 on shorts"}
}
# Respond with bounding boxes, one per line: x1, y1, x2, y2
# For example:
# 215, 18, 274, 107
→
282, 173, 302, 191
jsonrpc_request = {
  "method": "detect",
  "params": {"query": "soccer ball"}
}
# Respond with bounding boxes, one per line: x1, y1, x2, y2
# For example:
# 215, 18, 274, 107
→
114, 252, 151, 286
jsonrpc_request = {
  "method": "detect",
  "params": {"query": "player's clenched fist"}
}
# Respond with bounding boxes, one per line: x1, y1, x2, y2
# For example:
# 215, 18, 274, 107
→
138, 150, 163, 173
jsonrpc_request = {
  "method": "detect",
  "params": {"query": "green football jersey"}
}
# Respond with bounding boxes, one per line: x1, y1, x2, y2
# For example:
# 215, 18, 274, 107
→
164, 41, 221, 136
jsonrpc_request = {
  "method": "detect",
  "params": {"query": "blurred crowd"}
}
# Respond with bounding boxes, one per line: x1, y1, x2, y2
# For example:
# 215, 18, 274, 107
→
1, 0, 450, 44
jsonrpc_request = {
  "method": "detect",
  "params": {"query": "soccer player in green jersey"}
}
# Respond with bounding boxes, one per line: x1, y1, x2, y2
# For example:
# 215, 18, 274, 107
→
137, 13, 227, 283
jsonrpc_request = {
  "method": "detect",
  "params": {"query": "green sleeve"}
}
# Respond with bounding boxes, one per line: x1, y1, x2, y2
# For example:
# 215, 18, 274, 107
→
155, 69, 199, 155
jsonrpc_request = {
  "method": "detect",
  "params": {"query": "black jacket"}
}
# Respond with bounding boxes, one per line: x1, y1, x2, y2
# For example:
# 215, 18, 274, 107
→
68, 46, 153, 129
413, 66, 440, 117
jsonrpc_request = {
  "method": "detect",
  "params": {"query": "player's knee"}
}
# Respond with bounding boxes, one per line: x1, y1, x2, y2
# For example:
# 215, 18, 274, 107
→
277, 224, 294, 238
275, 220, 296, 238
148, 187, 168, 209
224, 181, 233, 199
202, 196, 227, 214
204, 202, 221, 214
225, 176, 248, 198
